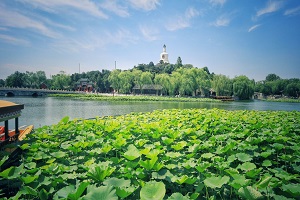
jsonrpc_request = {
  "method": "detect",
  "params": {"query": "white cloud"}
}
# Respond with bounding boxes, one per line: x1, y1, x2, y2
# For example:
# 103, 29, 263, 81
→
284, 6, 300, 16
166, 7, 200, 31
256, 1, 283, 17
139, 25, 159, 41
51, 28, 138, 53
128, 0, 160, 11
209, 0, 226, 6
0, 5, 60, 38
19, 0, 108, 19
212, 16, 230, 27
248, 24, 261, 32
101, 0, 129, 17
0, 34, 30, 46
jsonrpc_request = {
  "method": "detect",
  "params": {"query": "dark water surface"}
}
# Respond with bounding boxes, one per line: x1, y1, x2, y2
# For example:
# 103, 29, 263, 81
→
1, 97, 299, 128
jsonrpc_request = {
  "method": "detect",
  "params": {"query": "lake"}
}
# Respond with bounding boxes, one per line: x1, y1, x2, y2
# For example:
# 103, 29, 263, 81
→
1, 96, 300, 128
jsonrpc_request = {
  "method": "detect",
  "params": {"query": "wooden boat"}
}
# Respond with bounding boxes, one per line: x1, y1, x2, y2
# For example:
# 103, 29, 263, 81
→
1, 125, 33, 142
0, 100, 33, 167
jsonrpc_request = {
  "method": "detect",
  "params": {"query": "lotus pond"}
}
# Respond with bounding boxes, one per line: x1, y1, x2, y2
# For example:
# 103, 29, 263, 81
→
1, 108, 300, 199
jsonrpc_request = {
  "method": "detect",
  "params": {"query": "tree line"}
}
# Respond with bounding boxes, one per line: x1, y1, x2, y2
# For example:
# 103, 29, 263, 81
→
1, 59, 299, 99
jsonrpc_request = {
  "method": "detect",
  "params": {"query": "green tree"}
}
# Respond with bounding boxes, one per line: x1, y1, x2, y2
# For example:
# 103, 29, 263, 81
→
154, 73, 170, 95
233, 75, 254, 100
5, 71, 26, 87
108, 69, 121, 93
169, 71, 182, 96
0, 79, 5, 87
177, 68, 196, 96
118, 70, 134, 94
211, 74, 233, 96
176, 57, 183, 68
132, 69, 143, 93
141, 71, 153, 85
23, 71, 47, 88
51, 71, 71, 90
265, 74, 281, 82
97, 70, 111, 93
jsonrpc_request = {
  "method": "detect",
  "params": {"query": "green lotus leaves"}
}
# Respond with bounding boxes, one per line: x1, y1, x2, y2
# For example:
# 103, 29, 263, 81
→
238, 162, 256, 171
54, 181, 89, 200
123, 144, 141, 161
82, 185, 118, 200
238, 186, 263, 200
236, 153, 252, 162
1, 108, 300, 199
255, 175, 272, 189
167, 192, 190, 200
204, 175, 230, 189
139, 156, 158, 170
201, 152, 215, 159
140, 181, 166, 200
87, 162, 116, 182
281, 183, 300, 196
262, 159, 272, 167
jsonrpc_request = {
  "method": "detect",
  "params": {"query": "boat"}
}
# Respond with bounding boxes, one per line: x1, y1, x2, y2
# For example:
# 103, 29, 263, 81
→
0, 125, 34, 142
0, 100, 33, 167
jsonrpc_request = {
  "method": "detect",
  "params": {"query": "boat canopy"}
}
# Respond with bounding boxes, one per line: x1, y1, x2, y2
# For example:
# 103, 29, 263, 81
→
0, 100, 24, 140
0, 100, 24, 122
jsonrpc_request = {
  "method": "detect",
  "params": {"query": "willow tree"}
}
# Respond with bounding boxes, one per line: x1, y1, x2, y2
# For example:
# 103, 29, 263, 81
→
108, 69, 121, 93
118, 70, 134, 94
233, 75, 254, 100
211, 74, 233, 96
154, 73, 170, 95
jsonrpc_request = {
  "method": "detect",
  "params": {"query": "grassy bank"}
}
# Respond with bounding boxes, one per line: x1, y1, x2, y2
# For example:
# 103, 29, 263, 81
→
49, 93, 221, 102
263, 98, 300, 103
1, 108, 299, 199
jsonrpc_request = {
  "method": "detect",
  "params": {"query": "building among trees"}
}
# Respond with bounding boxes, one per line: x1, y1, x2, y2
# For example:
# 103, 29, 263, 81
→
159, 44, 169, 64
75, 78, 93, 92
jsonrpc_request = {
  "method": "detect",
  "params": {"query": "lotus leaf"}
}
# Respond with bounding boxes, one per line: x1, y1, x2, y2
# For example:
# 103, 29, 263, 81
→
39, 188, 48, 200
87, 163, 115, 182
238, 186, 263, 200
140, 181, 166, 200
139, 156, 158, 170
0, 164, 24, 179
238, 162, 256, 171
236, 153, 252, 162
255, 175, 272, 189
282, 183, 300, 196
167, 192, 189, 200
262, 160, 272, 167
166, 152, 182, 158
115, 186, 136, 198
201, 152, 215, 159
82, 185, 118, 200
123, 144, 141, 161
103, 177, 131, 188
195, 161, 211, 172
204, 175, 230, 189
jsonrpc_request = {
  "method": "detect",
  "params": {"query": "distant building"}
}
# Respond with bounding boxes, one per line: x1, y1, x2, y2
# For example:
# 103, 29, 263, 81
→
75, 78, 93, 92
132, 84, 163, 95
159, 44, 169, 64
40, 83, 48, 89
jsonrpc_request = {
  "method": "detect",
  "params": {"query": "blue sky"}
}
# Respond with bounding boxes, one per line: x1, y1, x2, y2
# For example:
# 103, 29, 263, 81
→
0, 0, 300, 81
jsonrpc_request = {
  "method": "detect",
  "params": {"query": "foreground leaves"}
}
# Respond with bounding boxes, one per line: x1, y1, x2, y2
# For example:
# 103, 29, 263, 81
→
1, 108, 299, 199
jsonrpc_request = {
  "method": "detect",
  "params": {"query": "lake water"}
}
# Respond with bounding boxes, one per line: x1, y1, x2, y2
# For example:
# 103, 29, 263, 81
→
1, 96, 300, 128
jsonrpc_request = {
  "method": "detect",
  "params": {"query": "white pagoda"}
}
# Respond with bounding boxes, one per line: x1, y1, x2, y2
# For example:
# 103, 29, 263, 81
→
160, 44, 169, 63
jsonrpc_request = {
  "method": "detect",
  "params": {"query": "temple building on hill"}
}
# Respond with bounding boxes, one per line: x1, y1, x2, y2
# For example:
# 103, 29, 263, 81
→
159, 44, 169, 64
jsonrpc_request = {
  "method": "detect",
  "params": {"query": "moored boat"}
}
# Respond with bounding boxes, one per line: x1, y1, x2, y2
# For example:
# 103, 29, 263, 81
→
0, 100, 33, 167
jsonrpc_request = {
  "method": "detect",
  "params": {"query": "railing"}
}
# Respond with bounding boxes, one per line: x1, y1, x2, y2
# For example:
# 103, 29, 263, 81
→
0, 87, 84, 94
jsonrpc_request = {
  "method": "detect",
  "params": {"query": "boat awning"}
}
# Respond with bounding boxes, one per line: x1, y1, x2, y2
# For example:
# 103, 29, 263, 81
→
0, 100, 24, 122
